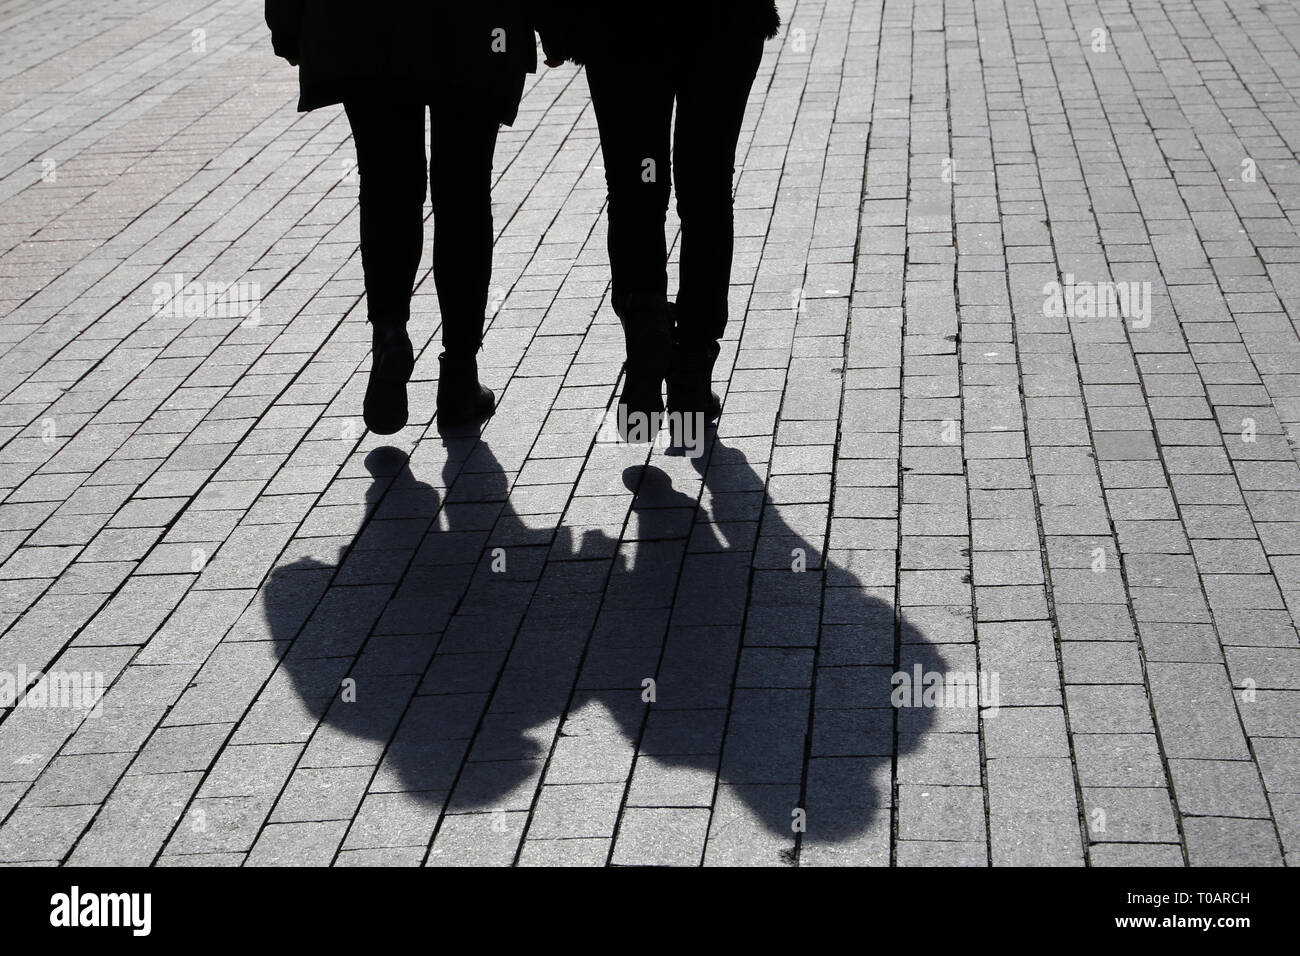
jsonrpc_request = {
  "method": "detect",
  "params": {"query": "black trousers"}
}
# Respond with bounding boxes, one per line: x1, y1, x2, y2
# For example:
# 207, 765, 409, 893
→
585, 35, 765, 346
343, 94, 499, 356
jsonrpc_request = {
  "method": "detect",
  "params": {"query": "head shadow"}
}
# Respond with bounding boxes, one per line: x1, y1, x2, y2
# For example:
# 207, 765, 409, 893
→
261, 432, 956, 860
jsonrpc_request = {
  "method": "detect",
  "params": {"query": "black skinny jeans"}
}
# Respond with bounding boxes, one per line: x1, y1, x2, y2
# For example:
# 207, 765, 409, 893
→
585, 35, 765, 346
343, 94, 499, 356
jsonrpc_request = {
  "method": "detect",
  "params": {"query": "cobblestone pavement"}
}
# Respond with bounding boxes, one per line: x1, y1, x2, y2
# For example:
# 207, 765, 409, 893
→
0, 0, 1298, 867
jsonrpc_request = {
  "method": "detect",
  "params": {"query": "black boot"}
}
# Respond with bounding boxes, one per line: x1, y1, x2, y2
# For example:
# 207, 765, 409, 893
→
667, 333, 722, 423
364, 322, 415, 436
618, 295, 673, 443
437, 352, 495, 430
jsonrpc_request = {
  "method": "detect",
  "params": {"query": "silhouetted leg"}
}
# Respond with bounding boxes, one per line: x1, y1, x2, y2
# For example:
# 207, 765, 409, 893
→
429, 96, 500, 358
585, 59, 675, 319
343, 96, 427, 328
428, 95, 499, 427
672, 36, 765, 347
586, 58, 677, 435
664, 35, 763, 425
345, 95, 427, 434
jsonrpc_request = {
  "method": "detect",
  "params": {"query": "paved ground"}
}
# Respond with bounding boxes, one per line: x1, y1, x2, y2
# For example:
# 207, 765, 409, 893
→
0, 0, 1298, 867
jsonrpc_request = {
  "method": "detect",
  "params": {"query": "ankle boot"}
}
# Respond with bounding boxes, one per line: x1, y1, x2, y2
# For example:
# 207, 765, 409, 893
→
437, 352, 495, 429
364, 322, 415, 435
618, 295, 673, 443
667, 335, 722, 423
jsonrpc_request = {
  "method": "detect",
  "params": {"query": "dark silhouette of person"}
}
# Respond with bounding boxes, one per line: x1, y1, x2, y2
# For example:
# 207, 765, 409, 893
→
262, 436, 946, 863
537, 2, 782, 438
265, 2, 538, 434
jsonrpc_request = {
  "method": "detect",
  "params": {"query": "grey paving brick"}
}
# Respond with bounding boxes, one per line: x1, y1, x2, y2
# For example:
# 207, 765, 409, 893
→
156, 852, 248, 867
342, 791, 445, 850
518, 838, 612, 867
1065, 685, 1157, 736
983, 708, 1070, 758
1147, 663, 1250, 759
1168, 759, 1272, 818
427, 812, 526, 866
161, 795, 274, 856
0, 804, 95, 864
610, 808, 710, 866
246, 820, 349, 866
66, 771, 202, 866
25, 752, 131, 807
898, 785, 984, 843
1090, 843, 1185, 867
527, 784, 624, 840
334, 846, 425, 867
1183, 817, 1284, 867
701, 783, 797, 867
269, 766, 372, 823
896, 840, 988, 867
987, 758, 1084, 866
1082, 788, 1180, 844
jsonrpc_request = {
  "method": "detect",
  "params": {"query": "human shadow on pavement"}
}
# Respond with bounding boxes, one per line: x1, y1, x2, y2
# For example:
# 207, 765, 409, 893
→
262, 434, 949, 858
